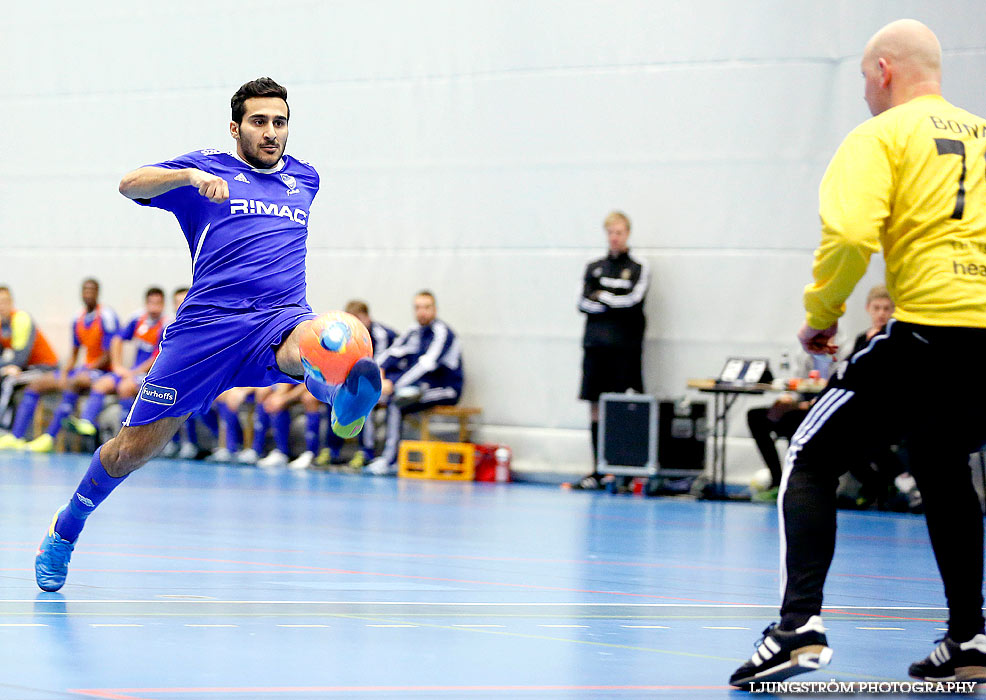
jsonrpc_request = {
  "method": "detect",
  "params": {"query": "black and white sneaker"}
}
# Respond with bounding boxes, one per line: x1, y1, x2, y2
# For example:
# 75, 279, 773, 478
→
729, 616, 833, 689
568, 474, 604, 490
909, 634, 986, 682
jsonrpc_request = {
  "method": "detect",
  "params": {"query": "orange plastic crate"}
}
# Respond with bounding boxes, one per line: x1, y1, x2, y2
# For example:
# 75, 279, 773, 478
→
398, 440, 475, 481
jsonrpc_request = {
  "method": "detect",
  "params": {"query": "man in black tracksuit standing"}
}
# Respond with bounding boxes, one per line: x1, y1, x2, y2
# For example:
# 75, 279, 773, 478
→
571, 211, 650, 490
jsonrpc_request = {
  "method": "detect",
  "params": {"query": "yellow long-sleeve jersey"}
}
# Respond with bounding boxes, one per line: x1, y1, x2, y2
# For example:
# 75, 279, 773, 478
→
806, 94, 986, 329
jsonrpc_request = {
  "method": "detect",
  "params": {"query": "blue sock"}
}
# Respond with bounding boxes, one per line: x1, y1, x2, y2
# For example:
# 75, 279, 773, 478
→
217, 404, 242, 451
273, 411, 291, 454
252, 405, 271, 453
53, 446, 127, 543
12, 390, 40, 439
325, 429, 343, 459
183, 418, 197, 444
47, 391, 79, 437
200, 409, 220, 437
304, 374, 337, 405
119, 397, 134, 421
360, 417, 375, 458
331, 358, 383, 426
305, 411, 321, 454
80, 392, 105, 424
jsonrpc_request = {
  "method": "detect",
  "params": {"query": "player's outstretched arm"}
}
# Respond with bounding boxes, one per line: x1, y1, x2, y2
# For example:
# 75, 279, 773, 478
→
797, 321, 839, 356
118, 167, 229, 203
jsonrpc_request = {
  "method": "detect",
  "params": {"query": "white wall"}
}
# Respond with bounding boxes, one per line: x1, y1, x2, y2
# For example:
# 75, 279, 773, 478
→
3, 1, 985, 478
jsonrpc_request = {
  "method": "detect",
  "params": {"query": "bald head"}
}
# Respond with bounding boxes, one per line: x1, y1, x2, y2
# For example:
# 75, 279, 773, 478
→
862, 19, 942, 115
865, 20, 942, 76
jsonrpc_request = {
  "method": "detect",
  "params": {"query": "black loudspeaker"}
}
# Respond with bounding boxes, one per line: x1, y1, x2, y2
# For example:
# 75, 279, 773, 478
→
658, 400, 707, 475
597, 393, 657, 476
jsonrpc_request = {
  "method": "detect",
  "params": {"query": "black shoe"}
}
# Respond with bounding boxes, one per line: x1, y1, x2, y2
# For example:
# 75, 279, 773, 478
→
729, 616, 833, 688
909, 634, 986, 682
568, 474, 603, 490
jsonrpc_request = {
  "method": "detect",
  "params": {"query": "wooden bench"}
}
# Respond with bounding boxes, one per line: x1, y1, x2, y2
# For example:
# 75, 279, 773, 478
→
30, 395, 113, 454
409, 406, 482, 443
29, 394, 80, 454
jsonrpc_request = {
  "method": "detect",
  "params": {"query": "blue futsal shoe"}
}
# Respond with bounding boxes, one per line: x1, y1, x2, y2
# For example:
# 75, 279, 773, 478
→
331, 358, 383, 438
35, 509, 75, 592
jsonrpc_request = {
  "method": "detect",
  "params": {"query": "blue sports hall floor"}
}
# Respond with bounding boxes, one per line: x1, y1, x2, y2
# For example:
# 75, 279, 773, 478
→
0, 452, 970, 699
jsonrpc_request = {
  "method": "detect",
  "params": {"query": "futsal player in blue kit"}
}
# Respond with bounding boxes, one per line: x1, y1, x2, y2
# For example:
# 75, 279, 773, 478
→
34, 77, 383, 591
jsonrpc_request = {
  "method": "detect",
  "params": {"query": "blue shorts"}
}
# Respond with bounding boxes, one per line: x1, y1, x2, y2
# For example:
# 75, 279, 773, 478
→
68, 367, 107, 382
124, 306, 315, 426
102, 371, 148, 390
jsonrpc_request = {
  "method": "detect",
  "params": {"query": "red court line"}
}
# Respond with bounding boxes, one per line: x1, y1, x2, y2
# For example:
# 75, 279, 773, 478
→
71, 692, 148, 700
0, 542, 949, 583
18, 550, 747, 605
0, 568, 353, 574
2, 517, 942, 548
0, 561, 944, 584
822, 608, 943, 623
70, 685, 731, 698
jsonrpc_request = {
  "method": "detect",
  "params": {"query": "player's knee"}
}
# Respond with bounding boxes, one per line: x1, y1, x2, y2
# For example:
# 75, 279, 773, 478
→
224, 391, 247, 411
301, 392, 320, 411
103, 434, 155, 476
29, 377, 53, 392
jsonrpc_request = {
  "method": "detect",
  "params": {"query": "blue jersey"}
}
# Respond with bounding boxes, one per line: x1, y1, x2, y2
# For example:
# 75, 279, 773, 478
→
136, 149, 319, 315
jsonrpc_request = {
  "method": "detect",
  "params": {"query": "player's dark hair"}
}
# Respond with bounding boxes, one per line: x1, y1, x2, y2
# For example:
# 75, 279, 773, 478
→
173, 286, 190, 297
0, 286, 9, 295
231, 78, 289, 124
415, 290, 435, 302
145, 287, 165, 299
82, 278, 100, 291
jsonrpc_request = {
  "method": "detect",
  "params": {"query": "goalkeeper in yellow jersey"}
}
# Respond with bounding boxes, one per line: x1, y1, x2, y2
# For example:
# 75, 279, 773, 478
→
731, 19, 986, 688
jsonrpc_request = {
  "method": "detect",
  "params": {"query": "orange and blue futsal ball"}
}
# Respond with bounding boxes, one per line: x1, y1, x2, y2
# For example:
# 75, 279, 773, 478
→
299, 311, 373, 386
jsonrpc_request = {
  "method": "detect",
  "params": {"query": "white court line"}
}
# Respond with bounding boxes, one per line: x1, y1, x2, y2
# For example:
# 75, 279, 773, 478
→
856, 627, 906, 631
0, 623, 46, 627
703, 626, 751, 630
621, 625, 670, 629
90, 624, 143, 628
184, 624, 238, 628
452, 624, 506, 628
367, 624, 418, 628
8, 600, 953, 609
277, 624, 330, 628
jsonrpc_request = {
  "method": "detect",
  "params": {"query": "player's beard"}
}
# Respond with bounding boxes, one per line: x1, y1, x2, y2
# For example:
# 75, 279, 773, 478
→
242, 138, 285, 169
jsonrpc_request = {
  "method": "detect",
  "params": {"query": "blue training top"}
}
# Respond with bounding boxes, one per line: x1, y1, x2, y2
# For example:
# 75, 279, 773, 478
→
137, 149, 320, 316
